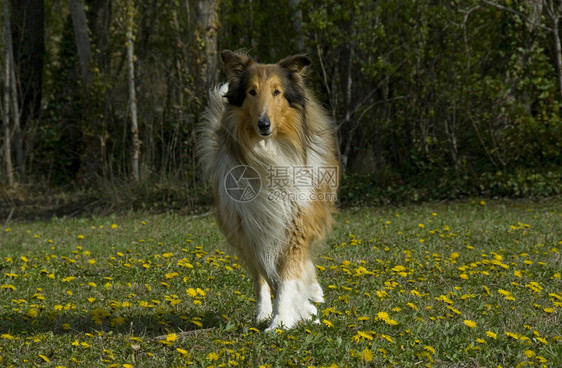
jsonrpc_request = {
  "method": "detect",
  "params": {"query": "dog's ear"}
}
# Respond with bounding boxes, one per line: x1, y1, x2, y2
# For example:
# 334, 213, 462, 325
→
279, 55, 311, 75
221, 50, 253, 78
221, 50, 253, 106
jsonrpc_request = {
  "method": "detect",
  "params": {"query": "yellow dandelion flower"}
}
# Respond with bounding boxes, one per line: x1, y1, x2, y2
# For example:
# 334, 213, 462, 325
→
523, 350, 535, 358
424, 345, 435, 354
26, 308, 39, 318
464, 320, 477, 328
177, 348, 190, 357
543, 307, 554, 314
165, 272, 179, 279
355, 331, 374, 341
362, 347, 373, 362
486, 331, 497, 339
111, 224, 118, 229
322, 319, 334, 327
381, 334, 395, 343
1, 333, 15, 339
498, 289, 515, 301
447, 306, 462, 315
206, 352, 219, 361
536, 337, 548, 344
377, 311, 390, 320
435, 295, 454, 304
38, 354, 50, 362
190, 319, 203, 327
505, 332, 520, 340
186, 288, 197, 297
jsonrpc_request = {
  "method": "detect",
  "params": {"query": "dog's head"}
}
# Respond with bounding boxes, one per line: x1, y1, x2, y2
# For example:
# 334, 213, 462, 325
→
221, 50, 310, 138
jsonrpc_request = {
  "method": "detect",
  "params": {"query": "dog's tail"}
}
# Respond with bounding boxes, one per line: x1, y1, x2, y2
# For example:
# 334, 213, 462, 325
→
196, 83, 228, 180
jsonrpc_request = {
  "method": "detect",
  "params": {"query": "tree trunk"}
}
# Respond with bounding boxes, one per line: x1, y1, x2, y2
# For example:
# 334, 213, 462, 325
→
341, 45, 355, 173
8, 29, 21, 180
2, 0, 14, 187
69, 0, 92, 87
126, 0, 140, 182
289, 0, 305, 52
10, 0, 42, 178
545, 1, 562, 99
194, 0, 219, 94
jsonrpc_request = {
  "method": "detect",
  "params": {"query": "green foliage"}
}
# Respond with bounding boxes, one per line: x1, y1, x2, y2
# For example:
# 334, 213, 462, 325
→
7, 0, 562, 202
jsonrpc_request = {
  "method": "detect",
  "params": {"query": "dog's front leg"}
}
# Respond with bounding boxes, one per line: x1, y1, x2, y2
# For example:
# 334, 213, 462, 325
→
255, 277, 273, 323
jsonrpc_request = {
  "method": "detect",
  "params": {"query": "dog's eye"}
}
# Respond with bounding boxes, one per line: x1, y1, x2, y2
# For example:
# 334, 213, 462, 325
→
273, 90, 280, 96
249, 90, 257, 96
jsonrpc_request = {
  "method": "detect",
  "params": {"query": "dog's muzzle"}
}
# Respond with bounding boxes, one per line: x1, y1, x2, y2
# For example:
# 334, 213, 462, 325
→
257, 114, 272, 136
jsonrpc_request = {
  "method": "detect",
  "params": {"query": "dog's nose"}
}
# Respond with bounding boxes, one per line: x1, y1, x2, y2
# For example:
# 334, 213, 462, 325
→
257, 115, 271, 132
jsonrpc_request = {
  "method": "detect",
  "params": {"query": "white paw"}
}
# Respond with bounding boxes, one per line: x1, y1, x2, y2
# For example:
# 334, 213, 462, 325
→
309, 282, 325, 303
256, 310, 272, 324
264, 279, 322, 331
265, 314, 297, 331
304, 300, 318, 319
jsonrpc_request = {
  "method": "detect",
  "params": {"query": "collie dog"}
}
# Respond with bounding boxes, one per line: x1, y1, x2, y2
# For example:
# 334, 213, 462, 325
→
197, 50, 338, 330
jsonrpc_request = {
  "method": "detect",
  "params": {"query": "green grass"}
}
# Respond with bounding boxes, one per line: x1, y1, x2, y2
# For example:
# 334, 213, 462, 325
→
1, 199, 561, 367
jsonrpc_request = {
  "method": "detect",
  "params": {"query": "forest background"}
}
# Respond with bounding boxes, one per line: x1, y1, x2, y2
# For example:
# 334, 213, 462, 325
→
1, 0, 561, 216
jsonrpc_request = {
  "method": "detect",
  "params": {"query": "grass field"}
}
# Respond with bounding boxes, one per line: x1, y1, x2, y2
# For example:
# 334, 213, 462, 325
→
1, 199, 561, 367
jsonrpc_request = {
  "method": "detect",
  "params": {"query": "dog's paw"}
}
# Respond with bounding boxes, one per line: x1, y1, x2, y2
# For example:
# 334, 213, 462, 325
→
265, 315, 297, 332
256, 310, 272, 324
308, 282, 324, 303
